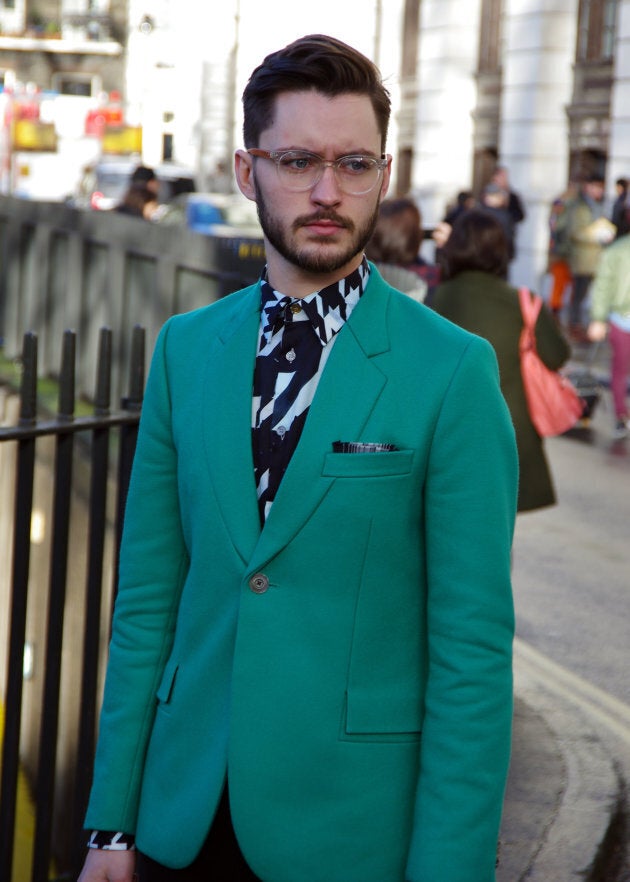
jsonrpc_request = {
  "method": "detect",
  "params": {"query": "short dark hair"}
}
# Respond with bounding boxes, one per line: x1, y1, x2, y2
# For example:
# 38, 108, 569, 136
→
366, 198, 422, 265
131, 165, 156, 185
583, 171, 605, 185
242, 34, 391, 151
440, 208, 509, 280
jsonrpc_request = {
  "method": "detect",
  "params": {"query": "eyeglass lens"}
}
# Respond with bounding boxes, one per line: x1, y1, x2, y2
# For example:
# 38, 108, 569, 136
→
276, 153, 383, 195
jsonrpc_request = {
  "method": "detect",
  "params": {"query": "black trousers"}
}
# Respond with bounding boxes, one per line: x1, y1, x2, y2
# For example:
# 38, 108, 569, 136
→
569, 273, 592, 327
136, 789, 263, 882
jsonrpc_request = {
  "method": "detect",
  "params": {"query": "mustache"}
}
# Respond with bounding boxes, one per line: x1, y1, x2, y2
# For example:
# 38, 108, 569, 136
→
293, 211, 354, 231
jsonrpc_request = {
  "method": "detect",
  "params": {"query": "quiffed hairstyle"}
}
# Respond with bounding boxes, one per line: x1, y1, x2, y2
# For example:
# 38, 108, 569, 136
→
440, 208, 510, 280
242, 34, 391, 151
366, 198, 423, 265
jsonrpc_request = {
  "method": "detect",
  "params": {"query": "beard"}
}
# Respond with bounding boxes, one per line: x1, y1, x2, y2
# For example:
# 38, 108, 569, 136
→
254, 182, 381, 275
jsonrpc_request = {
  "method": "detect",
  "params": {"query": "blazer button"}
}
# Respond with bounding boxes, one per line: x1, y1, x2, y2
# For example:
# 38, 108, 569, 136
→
249, 573, 269, 594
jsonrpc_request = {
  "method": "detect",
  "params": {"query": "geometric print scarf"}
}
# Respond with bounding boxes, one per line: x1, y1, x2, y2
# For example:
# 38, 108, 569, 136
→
252, 258, 369, 524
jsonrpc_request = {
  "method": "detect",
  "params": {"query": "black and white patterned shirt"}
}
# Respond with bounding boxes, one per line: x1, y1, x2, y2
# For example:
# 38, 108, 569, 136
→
252, 258, 369, 523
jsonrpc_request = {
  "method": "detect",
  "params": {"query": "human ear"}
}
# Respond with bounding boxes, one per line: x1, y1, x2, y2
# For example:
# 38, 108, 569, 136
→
379, 154, 392, 200
234, 150, 257, 201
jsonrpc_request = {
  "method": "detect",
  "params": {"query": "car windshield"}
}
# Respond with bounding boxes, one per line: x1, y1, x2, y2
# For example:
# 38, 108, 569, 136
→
95, 169, 133, 200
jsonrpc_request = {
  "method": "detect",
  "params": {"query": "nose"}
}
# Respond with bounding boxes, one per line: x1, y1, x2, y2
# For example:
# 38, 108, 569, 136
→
310, 162, 342, 204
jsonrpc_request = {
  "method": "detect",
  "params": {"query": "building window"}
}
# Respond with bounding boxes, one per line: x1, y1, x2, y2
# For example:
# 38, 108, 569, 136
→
478, 0, 503, 73
51, 73, 101, 97
577, 0, 618, 62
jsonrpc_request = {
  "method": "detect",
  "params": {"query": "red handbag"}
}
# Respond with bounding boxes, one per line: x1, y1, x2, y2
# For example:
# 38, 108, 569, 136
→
518, 287, 584, 436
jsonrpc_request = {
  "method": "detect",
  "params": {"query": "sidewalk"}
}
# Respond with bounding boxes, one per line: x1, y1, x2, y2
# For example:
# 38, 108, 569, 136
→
498, 651, 623, 881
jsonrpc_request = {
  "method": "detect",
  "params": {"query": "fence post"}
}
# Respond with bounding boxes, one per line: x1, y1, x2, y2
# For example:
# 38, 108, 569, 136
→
32, 330, 77, 882
0, 332, 38, 882
71, 327, 113, 875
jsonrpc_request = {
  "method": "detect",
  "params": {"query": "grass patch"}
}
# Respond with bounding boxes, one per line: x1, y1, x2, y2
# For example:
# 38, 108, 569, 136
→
0, 346, 93, 418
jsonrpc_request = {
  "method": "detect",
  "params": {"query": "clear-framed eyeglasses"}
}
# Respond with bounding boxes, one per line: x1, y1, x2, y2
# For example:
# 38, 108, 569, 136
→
247, 149, 389, 196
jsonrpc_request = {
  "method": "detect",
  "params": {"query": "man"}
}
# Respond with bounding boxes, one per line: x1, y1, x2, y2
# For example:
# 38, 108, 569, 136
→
490, 166, 526, 229
563, 173, 615, 339
78, 34, 518, 882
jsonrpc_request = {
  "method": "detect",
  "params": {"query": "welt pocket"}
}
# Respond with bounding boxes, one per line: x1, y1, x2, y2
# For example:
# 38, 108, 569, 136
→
322, 449, 414, 478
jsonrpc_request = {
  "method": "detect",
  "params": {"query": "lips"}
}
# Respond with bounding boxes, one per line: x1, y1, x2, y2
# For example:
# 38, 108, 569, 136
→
298, 214, 351, 237
306, 220, 344, 236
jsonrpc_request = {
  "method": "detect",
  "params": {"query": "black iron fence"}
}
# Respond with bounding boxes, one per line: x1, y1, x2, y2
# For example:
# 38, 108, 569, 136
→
0, 325, 145, 882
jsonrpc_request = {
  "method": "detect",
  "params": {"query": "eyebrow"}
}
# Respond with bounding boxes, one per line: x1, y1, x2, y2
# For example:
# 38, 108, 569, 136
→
270, 147, 382, 158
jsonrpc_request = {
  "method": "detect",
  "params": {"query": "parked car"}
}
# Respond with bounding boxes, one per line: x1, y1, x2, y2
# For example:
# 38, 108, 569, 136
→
72, 157, 197, 210
180, 192, 262, 237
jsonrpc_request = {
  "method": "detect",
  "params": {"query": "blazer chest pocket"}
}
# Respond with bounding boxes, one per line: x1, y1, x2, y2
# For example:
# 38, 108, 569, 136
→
323, 449, 414, 478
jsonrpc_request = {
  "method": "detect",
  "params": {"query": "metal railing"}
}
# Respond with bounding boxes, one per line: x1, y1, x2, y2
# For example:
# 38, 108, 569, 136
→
0, 325, 145, 882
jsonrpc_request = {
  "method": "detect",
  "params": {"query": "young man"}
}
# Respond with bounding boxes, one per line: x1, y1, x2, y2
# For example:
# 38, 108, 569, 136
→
78, 35, 518, 882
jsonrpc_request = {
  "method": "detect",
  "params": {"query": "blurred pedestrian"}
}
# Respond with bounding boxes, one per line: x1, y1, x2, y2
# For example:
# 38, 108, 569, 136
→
546, 186, 576, 319
611, 177, 629, 239
564, 173, 616, 339
115, 184, 160, 219
491, 165, 526, 227
480, 182, 516, 263
443, 189, 476, 226
587, 234, 630, 438
130, 164, 159, 197
433, 208, 571, 512
366, 196, 439, 302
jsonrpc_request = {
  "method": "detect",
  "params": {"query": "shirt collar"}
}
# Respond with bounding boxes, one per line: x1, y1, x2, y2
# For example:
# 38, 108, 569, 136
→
260, 257, 370, 347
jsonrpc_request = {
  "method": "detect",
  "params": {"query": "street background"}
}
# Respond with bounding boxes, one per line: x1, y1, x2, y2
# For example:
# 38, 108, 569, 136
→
504, 348, 630, 881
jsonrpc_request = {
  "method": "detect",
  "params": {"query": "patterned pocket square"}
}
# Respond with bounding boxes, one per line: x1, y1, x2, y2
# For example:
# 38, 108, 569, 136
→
332, 441, 399, 453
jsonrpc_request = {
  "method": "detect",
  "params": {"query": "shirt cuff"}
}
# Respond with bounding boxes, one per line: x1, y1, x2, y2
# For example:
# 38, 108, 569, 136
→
87, 830, 136, 850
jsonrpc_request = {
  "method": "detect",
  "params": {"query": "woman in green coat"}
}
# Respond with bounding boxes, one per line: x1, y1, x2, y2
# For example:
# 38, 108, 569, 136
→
433, 209, 571, 511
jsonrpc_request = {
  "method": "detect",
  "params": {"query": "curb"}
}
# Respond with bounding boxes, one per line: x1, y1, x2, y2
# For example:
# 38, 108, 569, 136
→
498, 640, 622, 881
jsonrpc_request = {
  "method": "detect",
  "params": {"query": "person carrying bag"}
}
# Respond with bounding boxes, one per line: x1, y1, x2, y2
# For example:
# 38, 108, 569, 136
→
518, 286, 584, 436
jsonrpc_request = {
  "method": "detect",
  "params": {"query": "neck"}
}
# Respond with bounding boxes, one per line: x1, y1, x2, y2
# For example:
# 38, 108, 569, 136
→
264, 248, 365, 299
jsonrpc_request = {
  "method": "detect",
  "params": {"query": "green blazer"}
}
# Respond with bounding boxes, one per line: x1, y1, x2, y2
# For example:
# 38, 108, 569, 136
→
85, 267, 518, 882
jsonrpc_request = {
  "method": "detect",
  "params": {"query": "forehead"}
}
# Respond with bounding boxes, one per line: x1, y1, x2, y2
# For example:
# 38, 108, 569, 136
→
260, 90, 381, 153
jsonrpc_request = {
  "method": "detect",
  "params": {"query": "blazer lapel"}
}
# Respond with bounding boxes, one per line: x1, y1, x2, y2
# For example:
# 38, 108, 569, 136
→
248, 277, 391, 572
202, 285, 262, 565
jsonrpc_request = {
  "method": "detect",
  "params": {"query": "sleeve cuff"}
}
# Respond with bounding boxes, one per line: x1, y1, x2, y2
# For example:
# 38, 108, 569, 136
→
87, 830, 136, 851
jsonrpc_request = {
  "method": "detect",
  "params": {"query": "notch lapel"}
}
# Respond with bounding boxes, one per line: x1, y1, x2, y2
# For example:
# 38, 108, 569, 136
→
201, 286, 262, 565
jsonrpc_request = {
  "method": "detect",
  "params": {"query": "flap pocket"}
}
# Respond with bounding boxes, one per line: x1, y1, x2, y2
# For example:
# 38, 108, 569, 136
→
323, 449, 414, 478
340, 691, 423, 743
156, 658, 179, 705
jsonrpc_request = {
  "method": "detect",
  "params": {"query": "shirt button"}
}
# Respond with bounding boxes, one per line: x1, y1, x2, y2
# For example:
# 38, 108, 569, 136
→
289, 303, 302, 314
249, 573, 269, 594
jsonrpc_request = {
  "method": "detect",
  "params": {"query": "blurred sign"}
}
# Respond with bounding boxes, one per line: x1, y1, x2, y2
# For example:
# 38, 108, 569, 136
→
12, 120, 57, 151
101, 125, 143, 155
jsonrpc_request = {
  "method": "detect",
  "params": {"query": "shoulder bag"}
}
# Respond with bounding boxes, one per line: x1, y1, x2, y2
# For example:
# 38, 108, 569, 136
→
518, 286, 584, 436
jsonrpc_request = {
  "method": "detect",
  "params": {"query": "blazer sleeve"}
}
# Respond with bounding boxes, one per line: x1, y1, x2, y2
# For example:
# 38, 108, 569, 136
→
85, 317, 190, 833
406, 335, 518, 882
